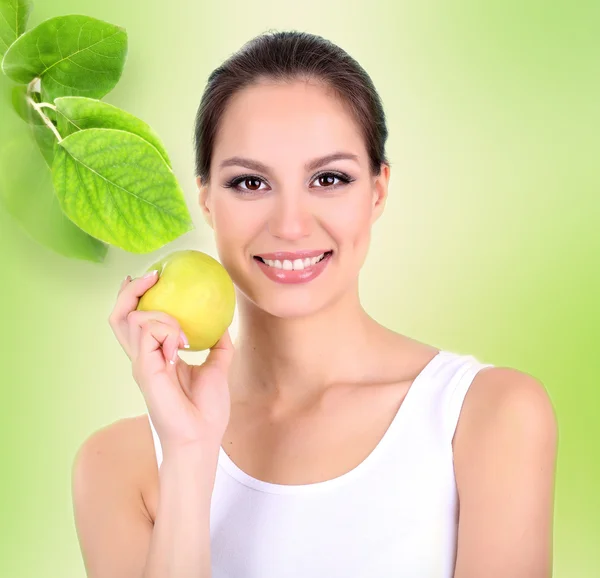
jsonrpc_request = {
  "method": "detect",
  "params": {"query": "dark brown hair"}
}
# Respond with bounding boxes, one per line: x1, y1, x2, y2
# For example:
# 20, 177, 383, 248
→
193, 30, 390, 185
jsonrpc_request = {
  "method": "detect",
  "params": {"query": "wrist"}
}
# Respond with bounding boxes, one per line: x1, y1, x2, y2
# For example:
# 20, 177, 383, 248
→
161, 438, 221, 465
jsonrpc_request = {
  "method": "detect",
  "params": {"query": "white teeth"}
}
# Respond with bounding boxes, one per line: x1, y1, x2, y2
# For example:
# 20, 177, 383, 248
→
260, 252, 329, 270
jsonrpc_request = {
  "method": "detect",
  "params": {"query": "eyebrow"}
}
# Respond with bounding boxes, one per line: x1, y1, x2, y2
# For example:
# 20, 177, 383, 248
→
218, 152, 360, 174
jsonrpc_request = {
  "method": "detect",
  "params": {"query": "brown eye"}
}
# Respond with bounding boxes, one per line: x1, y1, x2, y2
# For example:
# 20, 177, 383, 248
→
312, 172, 353, 190
245, 177, 262, 190
223, 175, 268, 195
317, 174, 336, 187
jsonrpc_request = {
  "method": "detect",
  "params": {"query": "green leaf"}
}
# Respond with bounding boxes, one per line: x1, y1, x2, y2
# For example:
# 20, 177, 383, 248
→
55, 96, 171, 166
0, 0, 32, 57
0, 131, 108, 262
1, 14, 127, 101
31, 119, 57, 168
11, 85, 58, 167
52, 128, 194, 254
10, 84, 28, 121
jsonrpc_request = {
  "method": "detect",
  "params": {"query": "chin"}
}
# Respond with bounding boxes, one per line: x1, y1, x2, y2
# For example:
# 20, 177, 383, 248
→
253, 291, 334, 319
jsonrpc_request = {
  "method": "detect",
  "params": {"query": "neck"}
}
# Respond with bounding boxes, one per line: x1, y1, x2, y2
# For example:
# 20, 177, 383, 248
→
230, 286, 384, 404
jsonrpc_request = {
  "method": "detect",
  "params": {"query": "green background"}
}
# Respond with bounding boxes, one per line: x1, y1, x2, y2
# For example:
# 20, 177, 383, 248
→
0, 0, 598, 576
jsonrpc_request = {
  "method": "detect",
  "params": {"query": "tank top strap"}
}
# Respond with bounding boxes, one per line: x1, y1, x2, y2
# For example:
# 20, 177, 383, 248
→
147, 413, 164, 469
437, 353, 495, 441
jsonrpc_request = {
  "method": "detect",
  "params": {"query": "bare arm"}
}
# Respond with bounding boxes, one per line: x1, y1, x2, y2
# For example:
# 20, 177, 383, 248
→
452, 367, 559, 578
75, 270, 235, 577
144, 443, 220, 578
72, 420, 154, 578
72, 420, 220, 578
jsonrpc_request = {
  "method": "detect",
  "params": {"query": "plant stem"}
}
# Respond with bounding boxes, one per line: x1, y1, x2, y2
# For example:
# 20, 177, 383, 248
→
28, 77, 41, 93
26, 96, 62, 143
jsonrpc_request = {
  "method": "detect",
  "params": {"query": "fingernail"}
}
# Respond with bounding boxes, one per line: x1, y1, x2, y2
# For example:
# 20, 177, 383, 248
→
180, 331, 190, 349
143, 269, 159, 279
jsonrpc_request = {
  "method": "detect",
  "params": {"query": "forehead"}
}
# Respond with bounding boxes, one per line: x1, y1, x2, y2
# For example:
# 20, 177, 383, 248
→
212, 79, 366, 170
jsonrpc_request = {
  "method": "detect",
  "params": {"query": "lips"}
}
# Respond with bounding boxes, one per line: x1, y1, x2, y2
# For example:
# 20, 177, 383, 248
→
253, 249, 332, 261
253, 250, 333, 284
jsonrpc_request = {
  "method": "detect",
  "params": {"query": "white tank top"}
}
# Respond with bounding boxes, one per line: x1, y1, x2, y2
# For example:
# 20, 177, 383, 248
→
148, 349, 494, 577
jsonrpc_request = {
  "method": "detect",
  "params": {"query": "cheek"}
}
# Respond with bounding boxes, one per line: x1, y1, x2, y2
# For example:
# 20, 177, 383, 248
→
212, 197, 257, 248
322, 194, 373, 247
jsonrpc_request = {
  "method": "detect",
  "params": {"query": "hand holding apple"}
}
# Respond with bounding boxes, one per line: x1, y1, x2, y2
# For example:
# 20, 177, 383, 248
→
136, 249, 236, 351
108, 250, 237, 453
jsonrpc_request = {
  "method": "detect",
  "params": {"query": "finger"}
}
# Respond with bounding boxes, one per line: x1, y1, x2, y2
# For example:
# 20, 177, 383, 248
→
127, 310, 183, 360
133, 323, 191, 412
135, 320, 180, 375
108, 275, 133, 330
118, 275, 132, 295
204, 328, 235, 372
109, 270, 160, 328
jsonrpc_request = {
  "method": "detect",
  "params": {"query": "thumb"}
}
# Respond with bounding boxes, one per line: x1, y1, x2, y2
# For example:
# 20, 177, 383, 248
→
204, 328, 235, 372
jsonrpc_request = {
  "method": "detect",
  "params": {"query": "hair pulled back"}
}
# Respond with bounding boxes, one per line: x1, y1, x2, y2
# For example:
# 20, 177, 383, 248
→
194, 30, 390, 185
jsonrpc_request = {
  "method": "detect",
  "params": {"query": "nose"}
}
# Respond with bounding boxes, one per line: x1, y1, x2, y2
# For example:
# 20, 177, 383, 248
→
267, 192, 313, 241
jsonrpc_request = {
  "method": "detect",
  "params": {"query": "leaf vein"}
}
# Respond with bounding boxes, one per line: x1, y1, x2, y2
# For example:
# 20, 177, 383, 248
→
64, 55, 109, 74
102, 171, 142, 242
44, 71, 88, 91
36, 35, 47, 69
72, 154, 117, 242
41, 28, 122, 77
64, 152, 187, 222
76, 23, 82, 53
0, 9, 14, 35
87, 47, 121, 59
55, 20, 68, 60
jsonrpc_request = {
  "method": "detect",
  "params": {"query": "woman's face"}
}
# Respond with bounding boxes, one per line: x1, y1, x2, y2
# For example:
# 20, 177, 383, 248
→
198, 79, 389, 318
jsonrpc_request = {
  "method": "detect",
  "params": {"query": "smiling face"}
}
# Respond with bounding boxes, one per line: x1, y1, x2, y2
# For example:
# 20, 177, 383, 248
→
197, 78, 390, 319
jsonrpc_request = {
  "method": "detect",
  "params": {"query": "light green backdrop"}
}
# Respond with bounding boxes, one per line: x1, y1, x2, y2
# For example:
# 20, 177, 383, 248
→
0, 1, 598, 576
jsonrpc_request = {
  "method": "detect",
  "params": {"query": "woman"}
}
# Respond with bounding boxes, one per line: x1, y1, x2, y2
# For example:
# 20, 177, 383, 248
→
72, 31, 558, 578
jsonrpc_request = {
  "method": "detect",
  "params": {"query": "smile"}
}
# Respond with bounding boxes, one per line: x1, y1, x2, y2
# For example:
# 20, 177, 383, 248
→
254, 251, 331, 271
253, 250, 334, 284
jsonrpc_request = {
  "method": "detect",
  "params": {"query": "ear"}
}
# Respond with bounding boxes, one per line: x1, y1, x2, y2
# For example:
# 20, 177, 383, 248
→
370, 163, 390, 224
197, 175, 214, 229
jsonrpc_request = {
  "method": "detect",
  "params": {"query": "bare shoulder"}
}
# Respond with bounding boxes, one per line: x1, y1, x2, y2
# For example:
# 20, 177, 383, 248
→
73, 414, 155, 476
455, 366, 558, 444
72, 414, 158, 520
450, 366, 558, 574
71, 417, 160, 576
453, 364, 558, 490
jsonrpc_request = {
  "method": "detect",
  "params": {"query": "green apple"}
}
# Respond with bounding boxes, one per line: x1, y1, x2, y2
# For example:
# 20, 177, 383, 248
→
137, 249, 235, 351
